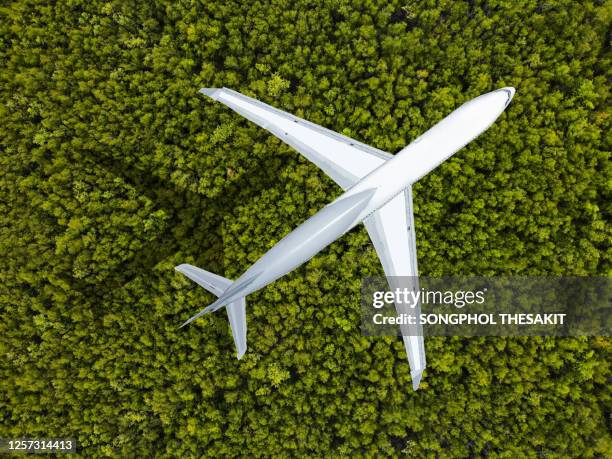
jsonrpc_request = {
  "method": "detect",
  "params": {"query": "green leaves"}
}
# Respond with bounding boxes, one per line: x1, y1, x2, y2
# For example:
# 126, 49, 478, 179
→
266, 73, 290, 97
0, 0, 610, 457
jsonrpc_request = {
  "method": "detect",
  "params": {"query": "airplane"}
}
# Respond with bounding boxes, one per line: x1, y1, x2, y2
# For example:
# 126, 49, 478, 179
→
176, 86, 515, 390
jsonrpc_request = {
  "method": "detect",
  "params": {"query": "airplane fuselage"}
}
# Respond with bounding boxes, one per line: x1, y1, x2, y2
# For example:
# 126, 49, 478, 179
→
208, 88, 515, 312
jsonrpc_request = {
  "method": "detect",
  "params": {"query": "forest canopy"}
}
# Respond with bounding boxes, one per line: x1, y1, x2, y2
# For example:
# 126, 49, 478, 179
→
0, 0, 610, 457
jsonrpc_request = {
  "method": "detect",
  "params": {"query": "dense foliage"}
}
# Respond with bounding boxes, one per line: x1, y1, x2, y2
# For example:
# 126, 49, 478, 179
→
1, 0, 610, 456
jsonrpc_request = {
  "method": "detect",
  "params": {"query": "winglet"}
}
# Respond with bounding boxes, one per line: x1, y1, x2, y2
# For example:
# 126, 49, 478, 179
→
411, 369, 423, 391
199, 88, 221, 100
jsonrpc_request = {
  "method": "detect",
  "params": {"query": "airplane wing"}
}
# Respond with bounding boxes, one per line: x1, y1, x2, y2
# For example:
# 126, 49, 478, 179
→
363, 186, 426, 390
200, 87, 392, 190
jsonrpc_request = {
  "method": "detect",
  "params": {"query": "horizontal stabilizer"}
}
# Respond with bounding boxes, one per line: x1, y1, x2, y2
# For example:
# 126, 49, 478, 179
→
175, 264, 232, 296
176, 264, 248, 359
226, 298, 247, 359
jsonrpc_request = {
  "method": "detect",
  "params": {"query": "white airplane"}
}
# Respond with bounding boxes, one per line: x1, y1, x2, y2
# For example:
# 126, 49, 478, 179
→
177, 86, 515, 390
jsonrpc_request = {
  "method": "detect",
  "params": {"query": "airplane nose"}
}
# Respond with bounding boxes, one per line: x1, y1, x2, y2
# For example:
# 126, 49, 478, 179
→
500, 87, 516, 106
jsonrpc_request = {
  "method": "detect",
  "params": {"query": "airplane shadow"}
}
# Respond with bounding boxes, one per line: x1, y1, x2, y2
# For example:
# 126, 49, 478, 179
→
70, 148, 289, 311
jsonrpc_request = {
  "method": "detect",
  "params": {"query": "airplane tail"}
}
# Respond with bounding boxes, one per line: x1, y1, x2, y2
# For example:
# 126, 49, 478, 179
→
175, 264, 247, 359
